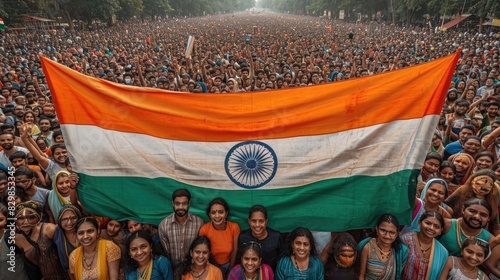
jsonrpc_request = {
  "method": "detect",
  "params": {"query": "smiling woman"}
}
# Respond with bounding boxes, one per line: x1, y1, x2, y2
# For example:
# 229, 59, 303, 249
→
53, 205, 82, 272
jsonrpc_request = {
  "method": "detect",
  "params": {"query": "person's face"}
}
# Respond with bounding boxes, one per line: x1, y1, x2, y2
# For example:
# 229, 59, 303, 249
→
209, 203, 227, 227
418, 216, 443, 239
455, 103, 468, 115
463, 139, 481, 155
439, 167, 455, 183
453, 157, 470, 172
463, 204, 490, 229
241, 249, 261, 275
190, 243, 209, 267
55, 134, 64, 143
106, 220, 122, 237
77, 222, 99, 248
172, 196, 190, 217
0, 210, 6, 231
487, 105, 499, 118
466, 90, 476, 99
53, 147, 68, 164
0, 179, 7, 194
24, 113, 34, 124
15, 209, 40, 233
129, 237, 152, 265
292, 236, 311, 259
37, 97, 46, 105
43, 105, 55, 114
36, 139, 47, 150
486, 79, 494, 87
476, 156, 493, 170
14, 106, 24, 117
431, 135, 442, 148
425, 182, 447, 205
11, 157, 26, 169
56, 175, 71, 196
15, 174, 34, 191
39, 120, 51, 132
461, 243, 487, 268
459, 129, 474, 142
127, 221, 144, 233
59, 210, 78, 232
0, 134, 14, 150
248, 211, 268, 238
376, 221, 398, 245
471, 177, 494, 198
423, 159, 440, 174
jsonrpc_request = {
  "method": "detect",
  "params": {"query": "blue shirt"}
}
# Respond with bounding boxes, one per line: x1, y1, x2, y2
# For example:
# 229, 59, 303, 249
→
125, 255, 173, 280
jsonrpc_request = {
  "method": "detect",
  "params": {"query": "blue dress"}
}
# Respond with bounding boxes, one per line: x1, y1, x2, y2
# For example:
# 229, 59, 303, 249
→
125, 255, 173, 280
275, 255, 324, 280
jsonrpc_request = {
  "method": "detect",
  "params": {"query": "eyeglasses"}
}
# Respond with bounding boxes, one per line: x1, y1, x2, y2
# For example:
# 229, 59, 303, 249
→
60, 216, 78, 224
17, 214, 40, 224
378, 228, 398, 237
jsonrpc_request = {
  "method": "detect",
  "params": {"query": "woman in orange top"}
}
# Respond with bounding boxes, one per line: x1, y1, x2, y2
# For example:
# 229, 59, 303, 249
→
199, 197, 240, 276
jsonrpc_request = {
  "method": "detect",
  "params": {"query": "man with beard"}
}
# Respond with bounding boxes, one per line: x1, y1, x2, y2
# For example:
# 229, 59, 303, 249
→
14, 167, 49, 207
438, 198, 494, 257
445, 99, 471, 142
158, 189, 203, 276
481, 101, 499, 131
37, 116, 53, 146
0, 132, 28, 168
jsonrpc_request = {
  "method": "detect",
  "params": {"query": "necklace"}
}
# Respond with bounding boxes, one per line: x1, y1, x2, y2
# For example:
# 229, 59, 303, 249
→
83, 248, 97, 270
375, 240, 392, 260
417, 235, 432, 255
456, 218, 481, 249
293, 255, 307, 279
191, 265, 207, 279
459, 258, 477, 273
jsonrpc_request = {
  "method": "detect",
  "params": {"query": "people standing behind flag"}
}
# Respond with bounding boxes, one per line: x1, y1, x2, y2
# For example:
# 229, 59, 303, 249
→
238, 205, 282, 270
444, 170, 500, 236
53, 204, 82, 272
0, 131, 29, 168
400, 211, 448, 280
444, 99, 471, 142
124, 230, 174, 280
438, 161, 458, 194
199, 197, 240, 276
275, 227, 324, 280
158, 188, 204, 274
473, 151, 495, 173
439, 237, 490, 280
46, 170, 83, 223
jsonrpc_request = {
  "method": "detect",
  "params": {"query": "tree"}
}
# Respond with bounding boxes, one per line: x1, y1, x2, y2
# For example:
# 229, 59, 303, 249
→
143, 0, 171, 20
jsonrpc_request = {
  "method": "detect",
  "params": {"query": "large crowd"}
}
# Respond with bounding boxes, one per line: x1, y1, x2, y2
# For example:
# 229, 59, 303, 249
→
0, 9, 499, 280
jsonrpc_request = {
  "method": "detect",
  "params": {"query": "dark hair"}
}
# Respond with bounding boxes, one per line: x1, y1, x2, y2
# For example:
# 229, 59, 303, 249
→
419, 211, 445, 230
50, 143, 66, 155
248, 205, 267, 219
52, 130, 62, 141
280, 227, 317, 259
492, 161, 500, 171
178, 236, 216, 276
460, 124, 476, 134
0, 203, 7, 218
475, 151, 495, 163
14, 167, 36, 179
125, 230, 164, 269
0, 131, 14, 138
206, 197, 230, 217
462, 237, 490, 258
172, 188, 191, 201
0, 123, 15, 132
239, 241, 263, 260
463, 198, 493, 216
425, 152, 443, 164
464, 135, 480, 144
9, 151, 27, 162
440, 161, 457, 174
76, 217, 99, 232
373, 214, 403, 251
325, 232, 358, 277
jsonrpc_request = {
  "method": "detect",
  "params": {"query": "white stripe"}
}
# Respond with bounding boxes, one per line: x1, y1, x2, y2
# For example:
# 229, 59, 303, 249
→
63, 115, 437, 190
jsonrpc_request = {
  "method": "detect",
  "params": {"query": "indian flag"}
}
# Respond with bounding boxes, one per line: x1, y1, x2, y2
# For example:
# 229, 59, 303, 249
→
0, 18, 4, 31
40, 53, 458, 231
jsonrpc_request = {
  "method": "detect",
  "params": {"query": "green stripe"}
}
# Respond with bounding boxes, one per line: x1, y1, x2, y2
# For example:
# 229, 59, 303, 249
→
78, 169, 417, 232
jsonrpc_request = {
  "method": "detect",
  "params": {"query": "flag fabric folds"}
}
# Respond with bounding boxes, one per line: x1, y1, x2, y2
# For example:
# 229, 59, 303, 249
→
40, 52, 459, 231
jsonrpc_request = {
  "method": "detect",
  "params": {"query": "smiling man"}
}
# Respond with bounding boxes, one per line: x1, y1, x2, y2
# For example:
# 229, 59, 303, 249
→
158, 189, 203, 274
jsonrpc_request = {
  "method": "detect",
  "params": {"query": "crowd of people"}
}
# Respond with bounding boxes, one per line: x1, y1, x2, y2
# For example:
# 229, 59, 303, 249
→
0, 8, 499, 280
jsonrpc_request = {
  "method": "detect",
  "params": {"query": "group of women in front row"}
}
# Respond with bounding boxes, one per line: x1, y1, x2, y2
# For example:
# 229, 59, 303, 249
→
4, 196, 494, 280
